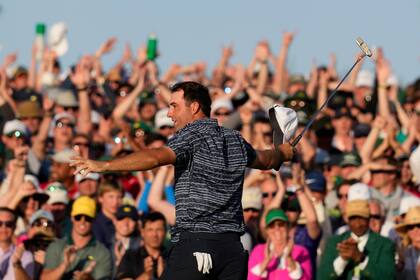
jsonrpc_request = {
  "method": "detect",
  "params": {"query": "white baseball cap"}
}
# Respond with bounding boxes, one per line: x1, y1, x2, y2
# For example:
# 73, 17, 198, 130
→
399, 196, 420, 216
155, 108, 174, 129
3, 119, 28, 136
348, 182, 371, 201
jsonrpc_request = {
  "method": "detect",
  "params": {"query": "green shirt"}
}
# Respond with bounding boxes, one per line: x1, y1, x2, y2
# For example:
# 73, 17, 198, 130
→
44, 235, 112, 280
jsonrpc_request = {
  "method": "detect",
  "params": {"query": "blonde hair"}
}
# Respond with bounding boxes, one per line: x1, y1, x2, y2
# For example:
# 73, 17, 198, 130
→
98, 180, 123, 197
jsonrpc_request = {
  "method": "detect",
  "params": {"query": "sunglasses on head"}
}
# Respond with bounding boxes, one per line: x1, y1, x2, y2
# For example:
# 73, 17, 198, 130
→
74, 215, 94, 223
262, 191, 277, 198
0, 220, 15, 228
406, 223, 420, 231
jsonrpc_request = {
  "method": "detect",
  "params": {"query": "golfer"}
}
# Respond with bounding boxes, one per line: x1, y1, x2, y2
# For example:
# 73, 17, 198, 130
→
71, 81, 294, 280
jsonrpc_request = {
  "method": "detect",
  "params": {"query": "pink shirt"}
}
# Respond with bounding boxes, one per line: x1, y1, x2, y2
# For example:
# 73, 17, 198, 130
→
248, 244, 312, 280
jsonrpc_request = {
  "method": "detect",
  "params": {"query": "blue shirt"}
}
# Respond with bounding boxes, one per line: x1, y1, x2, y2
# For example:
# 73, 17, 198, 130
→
167, 118, 256, 241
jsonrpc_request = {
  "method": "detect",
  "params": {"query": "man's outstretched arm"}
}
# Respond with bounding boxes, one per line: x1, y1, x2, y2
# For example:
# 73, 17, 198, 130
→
71, 147, 176, 175
249, 143, 294, 170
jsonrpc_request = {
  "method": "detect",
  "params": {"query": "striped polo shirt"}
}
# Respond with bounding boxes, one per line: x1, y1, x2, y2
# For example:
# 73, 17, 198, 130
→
167, 118, 256, 241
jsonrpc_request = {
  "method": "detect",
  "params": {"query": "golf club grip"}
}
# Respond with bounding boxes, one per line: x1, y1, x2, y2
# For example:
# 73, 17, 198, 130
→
291, 135, 302, 147
291, 56, 363, 147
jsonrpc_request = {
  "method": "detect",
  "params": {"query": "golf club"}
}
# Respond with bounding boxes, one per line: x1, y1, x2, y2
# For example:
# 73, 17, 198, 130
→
290, 37, 372, 147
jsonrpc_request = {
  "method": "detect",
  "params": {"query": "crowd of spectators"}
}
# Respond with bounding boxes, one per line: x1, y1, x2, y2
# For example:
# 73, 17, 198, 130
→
0, 30, 419, 279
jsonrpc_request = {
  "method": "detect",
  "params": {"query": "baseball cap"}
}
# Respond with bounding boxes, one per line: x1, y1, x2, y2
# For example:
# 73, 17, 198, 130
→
265, 208, 289, 226
242, 187, 262, 211
29, 210, 54, 226
340, 153, 362, 168
3, 119, 28, 136
211, 98, 233, 114
51, 148, 77, 164
71, 196, 96, 218
115, 205, 140, 221
76, 172, 100, 184
54, 112, 76, 125
353, 123, 371, 138
17, 101, 43, 119
346, 200, 370, 219
305, 171, 326, 193
155, 108, 174, 129
348, 183, 371, 201
45, 182, 69, 205
399, 196, 420, 216
355, 70, 374, 88
55, 90, 78, 108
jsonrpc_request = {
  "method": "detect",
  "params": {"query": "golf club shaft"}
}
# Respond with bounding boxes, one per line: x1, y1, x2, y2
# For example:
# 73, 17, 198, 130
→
291, 55, 365, 147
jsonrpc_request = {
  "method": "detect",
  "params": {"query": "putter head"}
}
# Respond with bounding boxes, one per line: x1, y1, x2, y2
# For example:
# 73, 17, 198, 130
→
356, 37, 372, 57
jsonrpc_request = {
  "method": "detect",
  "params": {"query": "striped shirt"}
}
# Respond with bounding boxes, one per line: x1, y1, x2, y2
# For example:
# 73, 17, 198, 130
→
167, 118, 256, 241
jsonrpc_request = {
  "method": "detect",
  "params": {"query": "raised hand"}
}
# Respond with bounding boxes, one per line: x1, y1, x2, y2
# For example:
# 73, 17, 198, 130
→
70, 156, 106, 177
96, 37, 117, 57
71, 65, 90, 89
63, 245, 77, 268
255, 41, 270, 62
282, 31, 295, 47
11, 243, 25, 266
2, 52, 17, 68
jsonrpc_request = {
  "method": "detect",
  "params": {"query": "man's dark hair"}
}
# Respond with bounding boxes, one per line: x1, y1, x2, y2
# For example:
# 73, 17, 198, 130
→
0, 207, 17, 223
141, 212, 166, 228
171, 81, 212, 117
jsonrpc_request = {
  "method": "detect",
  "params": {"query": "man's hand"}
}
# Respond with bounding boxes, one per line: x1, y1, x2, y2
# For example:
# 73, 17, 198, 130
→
337, 238, 364, 263
70, 156, 107, 176
96, 37, 117, 58
277, 143, 295, 162
63, 246, 77, 268
143, 256, 154, 276
11, 243, 25, 266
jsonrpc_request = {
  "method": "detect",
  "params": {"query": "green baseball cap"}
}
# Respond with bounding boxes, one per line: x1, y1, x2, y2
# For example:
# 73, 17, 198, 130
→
265, 209, 288, 227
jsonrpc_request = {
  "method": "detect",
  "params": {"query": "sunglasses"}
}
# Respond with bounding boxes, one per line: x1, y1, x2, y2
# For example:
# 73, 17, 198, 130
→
262, 191, 277, 198
159, 125, 173, 130
214, 111, 231, 117
370, 214, 383, 221
56, 121, 75, 129
370, 169, 397, 174
406, 224, 420, 231
63, 107, 78, 112
73, 142, 89, 148
0, 221, 15, 228
32, 220, 53, 228
6, 131, 24, 138
74, 215, 94, 223
337, 193, 348, 200
114, 136, 128, 144
243, 208, 260, 213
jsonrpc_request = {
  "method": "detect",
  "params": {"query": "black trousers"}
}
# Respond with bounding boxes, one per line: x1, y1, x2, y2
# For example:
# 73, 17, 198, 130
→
160, 232, 248, 280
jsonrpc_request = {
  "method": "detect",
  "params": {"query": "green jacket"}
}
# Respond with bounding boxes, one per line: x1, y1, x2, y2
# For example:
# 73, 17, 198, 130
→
317, 231, 395, 279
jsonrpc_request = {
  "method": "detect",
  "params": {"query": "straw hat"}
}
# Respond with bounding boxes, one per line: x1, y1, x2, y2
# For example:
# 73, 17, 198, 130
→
395, 206, 420, 234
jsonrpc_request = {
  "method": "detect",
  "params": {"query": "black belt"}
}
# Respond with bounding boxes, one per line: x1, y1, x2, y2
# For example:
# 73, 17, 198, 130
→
179, 232, 240, 242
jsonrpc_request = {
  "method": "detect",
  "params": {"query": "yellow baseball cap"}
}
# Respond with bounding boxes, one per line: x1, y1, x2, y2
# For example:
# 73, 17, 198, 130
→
71, 196, 96, 218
